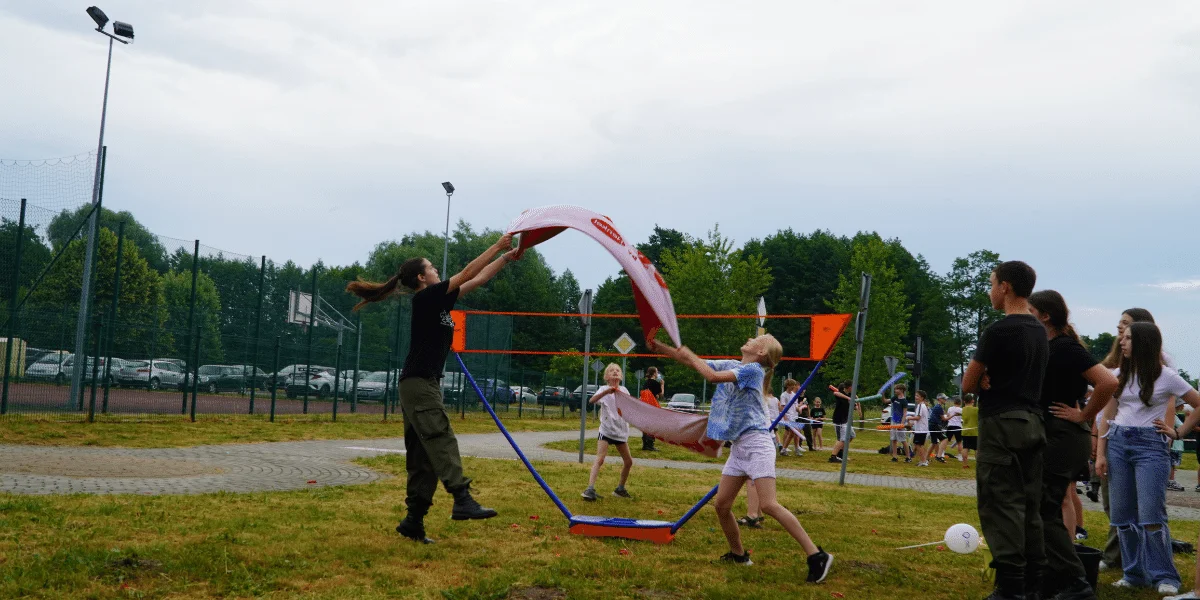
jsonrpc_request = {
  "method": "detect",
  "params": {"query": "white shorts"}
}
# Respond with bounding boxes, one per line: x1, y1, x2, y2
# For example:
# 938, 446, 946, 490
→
834, 423, 855, 441
890, 429, 908, 442
721, 431, 777, 480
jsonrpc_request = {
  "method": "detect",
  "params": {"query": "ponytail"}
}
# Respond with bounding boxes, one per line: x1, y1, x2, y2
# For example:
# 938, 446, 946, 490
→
346, 275, 400, 311
346, 257, 428, 311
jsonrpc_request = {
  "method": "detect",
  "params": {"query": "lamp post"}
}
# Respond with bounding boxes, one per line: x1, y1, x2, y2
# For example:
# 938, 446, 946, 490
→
70, 6, 135, 405
440, 182, 454, 276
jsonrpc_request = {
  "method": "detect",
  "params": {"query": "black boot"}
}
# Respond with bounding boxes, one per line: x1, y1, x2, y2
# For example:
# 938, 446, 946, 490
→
451, 487, 498, 521
1048, 578, 1096, 600
396, 503, 435, 544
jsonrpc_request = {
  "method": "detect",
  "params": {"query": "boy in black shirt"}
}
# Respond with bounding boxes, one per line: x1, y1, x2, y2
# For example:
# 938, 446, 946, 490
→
962, 261, 1049, 600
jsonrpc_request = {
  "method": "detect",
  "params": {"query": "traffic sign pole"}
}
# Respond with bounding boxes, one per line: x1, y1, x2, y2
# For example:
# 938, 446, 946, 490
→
578, 290, 593, 464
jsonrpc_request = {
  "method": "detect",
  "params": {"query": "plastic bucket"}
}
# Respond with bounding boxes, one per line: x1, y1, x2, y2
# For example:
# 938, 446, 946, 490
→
1075, 544, 1101, 592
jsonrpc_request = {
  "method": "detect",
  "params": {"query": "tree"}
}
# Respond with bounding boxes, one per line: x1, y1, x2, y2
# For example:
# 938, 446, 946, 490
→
1081, 332, 1116, 363
0, 218, 53, 327
825, 236, 912, 390
658, 226, 773, 394
161, 270, 223, 361
25, 227, 167, 354
46, 206, 169, 272
945, 250, 1002, 373
880, 236, 956, 394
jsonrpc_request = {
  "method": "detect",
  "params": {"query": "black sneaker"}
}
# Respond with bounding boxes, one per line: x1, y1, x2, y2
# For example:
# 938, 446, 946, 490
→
1085, 484, 1099, 502
581, 487, 598, 502
716, 550, 753, 566
805, 547, 833, 583
613, 486, 631, 498
736, 516, 764, 529
904, 457, 912, 463
891, 457, 898, 463
945, 452, 956, 460
396, 518, 435, 544
828, 455, 842, 463
1075, 526, 1088, 541
1049, 577, 1097, 600
983, 590, 1024, 600
450, 488, 498, 520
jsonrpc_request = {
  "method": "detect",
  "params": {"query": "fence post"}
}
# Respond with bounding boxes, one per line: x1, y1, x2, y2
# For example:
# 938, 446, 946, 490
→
351, 315, 360, 414
383, 350, 391, 421
1, 198, 27, 415
391, 299, 403, 413
332, 342, 342, 422
101, 220, 125, 414
269, 336, 280, 422
181, 239, 199, 414
189, 326, 201, 422
249, 255, 265, 415
303, 266, 318, 414
87, 315, 102, 422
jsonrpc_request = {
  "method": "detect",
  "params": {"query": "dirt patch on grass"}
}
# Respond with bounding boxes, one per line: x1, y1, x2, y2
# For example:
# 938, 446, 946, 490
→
507, 586, 567, 600
1, 452, 222, 478
634, 588, 682, 599
843, 560, 887, 574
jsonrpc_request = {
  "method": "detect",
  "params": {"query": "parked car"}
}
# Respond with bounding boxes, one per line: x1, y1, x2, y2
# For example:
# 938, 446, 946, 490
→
568, 384, 601, 412
353, 370, 399, 402
511, 386, 537, 405
270, 364, 316, 390
233, 365, 271, 390
285, 366, 356, 399
193, 365, 246, 394
24, 354, 117, 385
537, 386, 569, 407
117, 359, 187, 390
478, 378, 514, 404
23, 347, 58, 370
666, 393, 698, 410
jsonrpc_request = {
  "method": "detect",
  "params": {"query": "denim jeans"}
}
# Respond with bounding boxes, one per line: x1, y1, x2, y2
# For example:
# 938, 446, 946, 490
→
1106, 424, 1180, 588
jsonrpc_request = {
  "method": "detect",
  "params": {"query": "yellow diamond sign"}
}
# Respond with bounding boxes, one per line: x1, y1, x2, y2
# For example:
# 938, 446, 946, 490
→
613, 333, 637, 355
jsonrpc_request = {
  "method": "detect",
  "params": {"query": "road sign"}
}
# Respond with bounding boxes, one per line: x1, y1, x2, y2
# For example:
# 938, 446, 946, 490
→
613, 332, 636, 355
884, 355, 899, 376
578, 290, 593, 326
591, 359, 604, 373
635, 369, 644, 380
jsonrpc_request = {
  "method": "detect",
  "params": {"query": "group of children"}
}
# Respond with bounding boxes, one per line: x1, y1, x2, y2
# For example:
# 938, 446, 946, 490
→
877, 388, 981, 468
579, 337, 834, 583
774, 379, 828, 455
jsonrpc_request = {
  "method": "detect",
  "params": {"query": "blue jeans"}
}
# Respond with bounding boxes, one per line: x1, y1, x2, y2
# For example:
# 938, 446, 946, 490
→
1106, 424, 1180, 588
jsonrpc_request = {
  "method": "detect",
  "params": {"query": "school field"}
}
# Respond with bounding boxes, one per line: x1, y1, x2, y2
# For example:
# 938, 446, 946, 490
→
1, 417, 1199, 599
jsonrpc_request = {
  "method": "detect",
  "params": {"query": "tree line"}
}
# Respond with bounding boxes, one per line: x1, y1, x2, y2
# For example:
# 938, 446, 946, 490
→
11, 205, 1176, 398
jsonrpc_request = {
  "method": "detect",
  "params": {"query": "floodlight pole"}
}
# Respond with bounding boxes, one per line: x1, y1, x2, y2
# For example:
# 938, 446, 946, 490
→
441, 182, 454, 276
838, 273, 872, 486
71, 21, 129, 408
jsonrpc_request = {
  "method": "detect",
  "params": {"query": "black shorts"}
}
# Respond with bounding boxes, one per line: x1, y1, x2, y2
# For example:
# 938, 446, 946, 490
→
946, 426, 963, 443
930, 430, 945, 443
963, 435, 978, 451
810, 423, 823, 430
598, 434, 627, 446
913, 433, 928, 445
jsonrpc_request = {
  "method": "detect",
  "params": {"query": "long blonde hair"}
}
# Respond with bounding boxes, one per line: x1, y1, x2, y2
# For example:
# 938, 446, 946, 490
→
758, 334, 783, 397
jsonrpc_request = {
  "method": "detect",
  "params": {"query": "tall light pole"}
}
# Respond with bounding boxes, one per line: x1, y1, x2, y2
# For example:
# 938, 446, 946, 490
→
70, 7, 135, 405
440, 182, 454, 276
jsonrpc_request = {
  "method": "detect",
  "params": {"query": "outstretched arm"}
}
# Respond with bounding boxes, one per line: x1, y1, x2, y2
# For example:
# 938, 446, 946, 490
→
447, 233, 515, 294
457, 249, 521, 297
648, 339, 736, 384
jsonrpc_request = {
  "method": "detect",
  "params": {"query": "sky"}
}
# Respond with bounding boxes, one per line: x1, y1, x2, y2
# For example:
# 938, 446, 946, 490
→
1, 1, 1198, 376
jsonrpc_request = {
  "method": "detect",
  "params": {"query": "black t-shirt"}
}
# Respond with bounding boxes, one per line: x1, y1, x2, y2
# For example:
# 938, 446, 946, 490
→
810, 407, 826, 422
644, 378, 662, 398
400, 280, 459, 381
832, 397, 850, 424
1040, 335, 1098, 416
974, 313, 1049, 419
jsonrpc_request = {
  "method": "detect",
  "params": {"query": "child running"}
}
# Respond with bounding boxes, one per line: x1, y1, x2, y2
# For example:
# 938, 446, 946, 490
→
581, 364, 634, 502
650, 335, 833, 582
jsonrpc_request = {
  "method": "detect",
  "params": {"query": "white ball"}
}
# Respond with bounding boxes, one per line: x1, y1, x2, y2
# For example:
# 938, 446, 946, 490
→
944, 523, 980, 554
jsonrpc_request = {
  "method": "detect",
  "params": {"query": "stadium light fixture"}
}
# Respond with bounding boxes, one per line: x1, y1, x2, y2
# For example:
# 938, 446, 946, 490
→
441, 182, 455, 275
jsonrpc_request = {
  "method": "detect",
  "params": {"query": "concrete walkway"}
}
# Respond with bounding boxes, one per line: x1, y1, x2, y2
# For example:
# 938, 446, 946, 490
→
3, 429, 1199, 521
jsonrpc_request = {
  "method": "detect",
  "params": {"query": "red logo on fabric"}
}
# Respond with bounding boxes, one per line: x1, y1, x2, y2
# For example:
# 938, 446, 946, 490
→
654, 271, 668, 289
636, 251, 652, 267
591, 218, 624, 245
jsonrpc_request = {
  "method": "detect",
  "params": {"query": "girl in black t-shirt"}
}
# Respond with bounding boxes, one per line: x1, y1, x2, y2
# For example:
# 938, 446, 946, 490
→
347, 233, 520, 544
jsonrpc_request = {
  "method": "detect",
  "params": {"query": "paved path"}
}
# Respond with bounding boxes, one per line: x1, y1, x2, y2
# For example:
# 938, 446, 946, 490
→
3, 429, 1200, 521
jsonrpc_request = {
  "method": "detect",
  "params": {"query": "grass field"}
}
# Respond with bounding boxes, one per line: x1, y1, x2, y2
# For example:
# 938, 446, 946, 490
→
2, 417, 1199, 599
0, 413, 587, 448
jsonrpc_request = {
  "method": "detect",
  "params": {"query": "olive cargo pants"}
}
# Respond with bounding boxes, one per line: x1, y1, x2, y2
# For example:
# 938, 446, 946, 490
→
977, 410, 1047, 591
400, 376, 471, 510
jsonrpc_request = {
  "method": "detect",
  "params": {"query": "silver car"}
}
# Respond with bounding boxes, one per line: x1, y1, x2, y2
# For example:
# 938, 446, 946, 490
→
117, 360, 187, 390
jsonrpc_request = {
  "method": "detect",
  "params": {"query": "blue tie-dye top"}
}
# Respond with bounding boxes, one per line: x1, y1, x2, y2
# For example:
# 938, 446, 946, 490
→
704, 360, 768, 441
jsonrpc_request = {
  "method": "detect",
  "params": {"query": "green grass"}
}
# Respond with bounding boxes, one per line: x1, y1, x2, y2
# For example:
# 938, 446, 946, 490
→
544, 428, 977, 481
0, 413, 587, 448
0, 453, 1189, 599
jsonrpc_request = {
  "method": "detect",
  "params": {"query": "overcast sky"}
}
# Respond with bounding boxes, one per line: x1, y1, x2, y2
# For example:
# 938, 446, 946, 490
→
2, 1, 1198, 376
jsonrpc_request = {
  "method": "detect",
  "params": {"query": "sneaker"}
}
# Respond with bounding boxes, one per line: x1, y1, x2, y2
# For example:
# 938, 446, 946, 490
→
613, 486, 631, 498
945, 452, 956, 460
716, 550, 752, 566
1097, 560, 1111, 571
828, 455, 842, 463
781, 448, 791, 456
805, 548, 833, 583
1165, 591, 1200, 600
581, 487, 598, 502
891, 457, 898, 463
1086, 484, 1100, 502
1049, 577, 1097, 600
936, 456, 947, 463
1111, 579, 1134, 588
1159, 583, 1182, 595
1168, 480, 1186, 492
736, 516, 764, 529
904, 457, 912, 463
1075, 526, 1088, 541
917, 462, 929, 467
